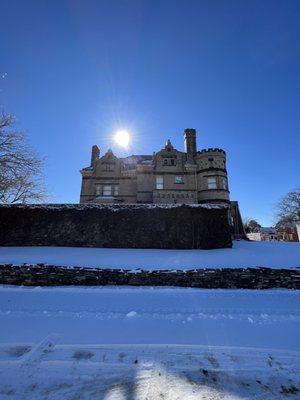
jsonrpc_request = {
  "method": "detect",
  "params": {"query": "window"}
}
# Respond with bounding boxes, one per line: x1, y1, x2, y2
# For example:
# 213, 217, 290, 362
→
174, 176, 183, 184
163, 159, 168, 165
222, 178, 227, 190
103, 163, 115, 172
171, 159, 175, 165
95, 185, 101, 196
103, 185, 112, 196
114, 186, 119, 196
207, 177, 217, 189
156, 176, 163, 189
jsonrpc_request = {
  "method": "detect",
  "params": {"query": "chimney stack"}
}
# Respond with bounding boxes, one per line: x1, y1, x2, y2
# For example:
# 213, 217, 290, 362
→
91, 145, 100, 167
184, 128, 197, 162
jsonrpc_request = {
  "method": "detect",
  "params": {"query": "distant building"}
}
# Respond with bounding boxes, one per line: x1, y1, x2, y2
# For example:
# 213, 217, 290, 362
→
277, 226, 299, 242
247, 227, 278, 242
247, 226, 299, 242
80, 128, 245, 236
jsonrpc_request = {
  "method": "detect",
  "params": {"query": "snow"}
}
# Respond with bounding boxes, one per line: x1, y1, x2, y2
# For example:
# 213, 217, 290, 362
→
126, 311, 138, 318
0, 285, 299, 399
0, 202, 228, 211
1, 240, 300, 269
1, 286, 299, 348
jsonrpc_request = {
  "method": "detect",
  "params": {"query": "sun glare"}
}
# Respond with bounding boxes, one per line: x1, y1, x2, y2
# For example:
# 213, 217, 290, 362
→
114, 130, 130, 148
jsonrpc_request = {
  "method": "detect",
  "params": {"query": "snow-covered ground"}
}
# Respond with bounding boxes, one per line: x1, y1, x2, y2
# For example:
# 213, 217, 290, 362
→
1, 286, 299, 347
0, 285, 299, 399
1, 240, 300, 269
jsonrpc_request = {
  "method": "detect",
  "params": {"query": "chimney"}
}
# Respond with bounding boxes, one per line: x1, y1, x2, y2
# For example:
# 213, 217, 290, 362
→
91, 145, 100, 167
184, 128, 197, 162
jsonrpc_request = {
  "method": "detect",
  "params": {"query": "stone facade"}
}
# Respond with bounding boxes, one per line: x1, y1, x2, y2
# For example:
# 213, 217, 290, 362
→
80, 129, 230, 206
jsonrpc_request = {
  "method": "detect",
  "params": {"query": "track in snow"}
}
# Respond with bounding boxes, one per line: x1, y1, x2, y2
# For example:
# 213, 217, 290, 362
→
0, 286, 299, 399
0, 286, 299, 349
0, 342, 299, 399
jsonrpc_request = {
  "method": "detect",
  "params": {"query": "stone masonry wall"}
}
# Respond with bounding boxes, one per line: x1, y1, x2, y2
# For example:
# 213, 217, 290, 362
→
0, 264, 299, 289
0, 204, 232, 249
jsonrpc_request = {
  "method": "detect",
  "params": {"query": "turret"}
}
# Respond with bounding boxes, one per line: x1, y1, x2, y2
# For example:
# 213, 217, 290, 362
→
196, 148, 229, 204
184, 128, 197, 162
90, 145, 100, 167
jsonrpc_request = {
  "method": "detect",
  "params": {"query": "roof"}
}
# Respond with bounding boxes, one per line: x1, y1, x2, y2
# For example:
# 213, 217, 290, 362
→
259, 227, 276, 234
120, 155, 153, 169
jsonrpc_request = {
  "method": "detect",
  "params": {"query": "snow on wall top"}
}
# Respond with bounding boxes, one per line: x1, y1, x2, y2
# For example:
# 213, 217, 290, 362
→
0, 203, 229, 211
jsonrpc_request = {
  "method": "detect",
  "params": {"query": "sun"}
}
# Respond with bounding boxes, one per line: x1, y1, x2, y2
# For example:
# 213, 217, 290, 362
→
114, 130, 130, 148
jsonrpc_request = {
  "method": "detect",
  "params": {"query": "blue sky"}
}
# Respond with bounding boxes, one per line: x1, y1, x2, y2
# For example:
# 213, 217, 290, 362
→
1, 0, 299, 225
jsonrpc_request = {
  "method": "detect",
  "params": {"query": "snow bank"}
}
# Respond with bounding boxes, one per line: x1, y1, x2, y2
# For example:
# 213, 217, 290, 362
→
1, 241, 300, 269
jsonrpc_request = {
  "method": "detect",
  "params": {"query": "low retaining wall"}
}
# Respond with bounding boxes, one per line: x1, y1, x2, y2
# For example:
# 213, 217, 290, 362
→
0, 204, 232, 250
0, 264, 299, 289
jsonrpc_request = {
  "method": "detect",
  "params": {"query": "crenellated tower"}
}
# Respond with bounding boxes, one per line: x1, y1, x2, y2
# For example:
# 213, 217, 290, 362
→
195, 148, 229, 203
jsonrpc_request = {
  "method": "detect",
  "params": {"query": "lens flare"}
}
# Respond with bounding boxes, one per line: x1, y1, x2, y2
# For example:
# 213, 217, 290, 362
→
114, 130, 130, 148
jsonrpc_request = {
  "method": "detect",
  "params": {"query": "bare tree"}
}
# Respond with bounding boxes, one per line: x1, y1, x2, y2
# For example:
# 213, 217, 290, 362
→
243, 218, 261, 233
0, 110, 46, 203
276, 187, 300, 226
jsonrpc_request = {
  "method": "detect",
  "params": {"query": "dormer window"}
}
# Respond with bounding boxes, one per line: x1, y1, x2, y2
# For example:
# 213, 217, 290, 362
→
102, 163, 115, 172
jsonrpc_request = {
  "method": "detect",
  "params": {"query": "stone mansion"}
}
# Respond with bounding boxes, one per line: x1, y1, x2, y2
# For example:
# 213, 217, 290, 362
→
79, 128, 244, 235
80, 128, 230, 204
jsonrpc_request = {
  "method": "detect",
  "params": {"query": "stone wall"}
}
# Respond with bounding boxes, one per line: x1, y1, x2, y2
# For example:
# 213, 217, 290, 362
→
0, 264, 299, 289
0, 203, 232, 249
